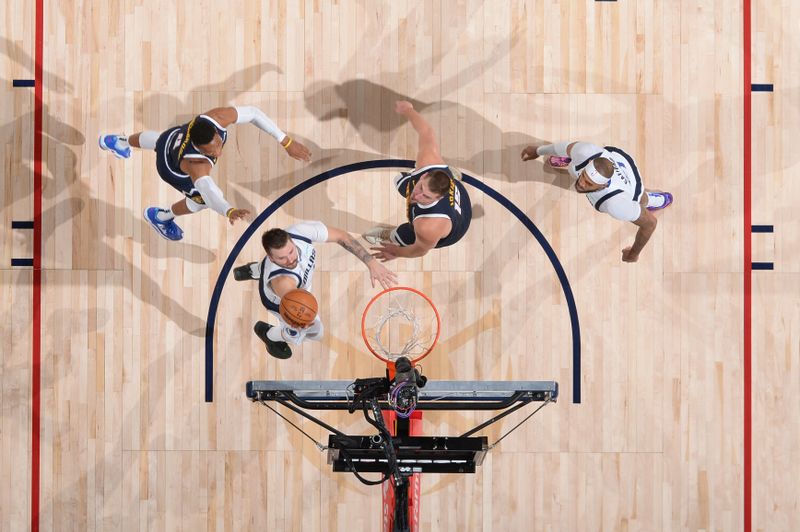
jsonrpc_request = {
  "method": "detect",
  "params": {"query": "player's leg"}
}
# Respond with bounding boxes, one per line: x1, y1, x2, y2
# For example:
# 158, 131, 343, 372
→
143, 197, 203, 241
644, 188, 674, 211
254, 314, 293, 359
99, 130, 160, 159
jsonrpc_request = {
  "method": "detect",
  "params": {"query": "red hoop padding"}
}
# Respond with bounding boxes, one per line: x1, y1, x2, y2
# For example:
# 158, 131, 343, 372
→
361, 286, 441, 366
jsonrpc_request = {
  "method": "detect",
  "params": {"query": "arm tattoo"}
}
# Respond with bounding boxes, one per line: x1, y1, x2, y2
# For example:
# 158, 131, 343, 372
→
337, 236, 375, 265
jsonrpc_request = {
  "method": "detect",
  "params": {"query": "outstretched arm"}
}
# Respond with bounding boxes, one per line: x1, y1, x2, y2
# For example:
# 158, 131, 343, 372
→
395, 101, 444, 168
371, 218, 449, 261
521, 142, 578, 161
204, 106, 312, 161
181, 159, 250, 224
326, 226, 398, 289
622, 209, 657, 263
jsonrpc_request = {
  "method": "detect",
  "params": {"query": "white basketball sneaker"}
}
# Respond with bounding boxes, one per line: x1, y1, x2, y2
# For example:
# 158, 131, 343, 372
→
363, 225, 393, 245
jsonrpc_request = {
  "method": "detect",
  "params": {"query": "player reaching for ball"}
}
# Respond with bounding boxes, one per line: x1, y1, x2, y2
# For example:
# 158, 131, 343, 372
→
234, 220, 398, 359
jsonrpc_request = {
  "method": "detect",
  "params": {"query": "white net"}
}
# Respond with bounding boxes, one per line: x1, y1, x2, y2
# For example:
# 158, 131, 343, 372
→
362, 288, 439, 363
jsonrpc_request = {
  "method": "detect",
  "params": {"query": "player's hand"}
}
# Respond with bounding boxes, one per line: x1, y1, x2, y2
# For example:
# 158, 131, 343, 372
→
520, 145, 541, 161
284, 139, 312, 162
227, 208, 250, 225
394, 101, 414, 115
368, 260, 399, 289
621, 247, 639, 263
371, 244, 400, 262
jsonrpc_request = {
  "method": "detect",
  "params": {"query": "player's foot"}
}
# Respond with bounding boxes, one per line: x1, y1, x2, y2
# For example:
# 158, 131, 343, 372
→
363, 225, 393, 245
646, 192, 674, 212
98, 134, 132, 159
254, 321, 292, 359
234, 262, 258, 281
548, 156, 571, 168
143, 207, 184, 241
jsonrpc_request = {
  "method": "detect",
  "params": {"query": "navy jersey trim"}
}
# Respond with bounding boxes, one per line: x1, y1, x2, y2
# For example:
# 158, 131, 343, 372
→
594, 189, 624, 211
287, 232, 312, 244
258, 257, 281, 312
268, 269, 302, 287
605, 146, 643, 201
258, 287, 280, 312
575, 152, 604, 172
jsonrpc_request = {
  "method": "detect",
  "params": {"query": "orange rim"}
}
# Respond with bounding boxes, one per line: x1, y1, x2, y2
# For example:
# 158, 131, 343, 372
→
361, 286, 441, 365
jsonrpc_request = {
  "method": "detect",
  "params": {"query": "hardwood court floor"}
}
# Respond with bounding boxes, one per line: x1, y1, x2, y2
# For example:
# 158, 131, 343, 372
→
1, 1, 798, 530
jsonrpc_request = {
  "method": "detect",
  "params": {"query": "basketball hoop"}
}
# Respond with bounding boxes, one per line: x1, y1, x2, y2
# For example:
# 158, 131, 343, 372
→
361, 286, 441, 366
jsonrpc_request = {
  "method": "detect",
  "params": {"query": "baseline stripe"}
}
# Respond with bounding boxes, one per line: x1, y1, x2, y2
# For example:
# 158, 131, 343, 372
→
743, 0, 752, 529
204, 160, 581, 404
31, 0, 44, 530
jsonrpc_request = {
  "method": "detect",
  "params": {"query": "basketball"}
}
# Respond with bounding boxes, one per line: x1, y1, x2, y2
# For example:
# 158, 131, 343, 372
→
279, 289, 318, 328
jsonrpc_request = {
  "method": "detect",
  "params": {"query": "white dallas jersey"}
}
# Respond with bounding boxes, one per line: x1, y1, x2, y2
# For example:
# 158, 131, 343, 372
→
568, 142, 644, 222
257, 221, 328, 344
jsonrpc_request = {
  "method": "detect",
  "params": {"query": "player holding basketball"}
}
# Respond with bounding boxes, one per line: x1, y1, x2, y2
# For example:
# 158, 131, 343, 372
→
521, 141, 673, 263
234, 221, 398, 359
365, 101, 472, 260
99, 106, 311, 241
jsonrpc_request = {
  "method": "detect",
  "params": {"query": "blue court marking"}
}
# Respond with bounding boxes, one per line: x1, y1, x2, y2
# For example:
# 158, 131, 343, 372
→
12, 79, 35, 87
11, 258, 34, 267
751, 84, 774, 92
205, 159, 581, 404
752, 262, 774, 270
751, 225, 773, 233
12, 220, 35, 229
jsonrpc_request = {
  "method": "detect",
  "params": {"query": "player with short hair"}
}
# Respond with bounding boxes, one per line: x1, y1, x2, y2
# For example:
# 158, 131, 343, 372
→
521, 141, 673, 263
99, 106, 312, 241
366, 101, 472, 260
234, 221, 398, 359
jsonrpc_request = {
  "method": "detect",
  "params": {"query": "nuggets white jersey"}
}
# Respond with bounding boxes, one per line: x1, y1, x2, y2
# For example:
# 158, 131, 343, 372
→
568, 142, 645, 222
257, 221, 329, 344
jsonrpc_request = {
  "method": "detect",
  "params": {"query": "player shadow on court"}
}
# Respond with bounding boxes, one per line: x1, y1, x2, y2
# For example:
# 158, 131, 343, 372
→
234, 138, 399, 230
1, 36, 209, 332
304, 79, 571, 188
134, 62, 284, 128
0, 37, 75, 93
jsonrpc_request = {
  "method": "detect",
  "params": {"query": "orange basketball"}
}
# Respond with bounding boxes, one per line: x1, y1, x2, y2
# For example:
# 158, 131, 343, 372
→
279, 289, 318, 328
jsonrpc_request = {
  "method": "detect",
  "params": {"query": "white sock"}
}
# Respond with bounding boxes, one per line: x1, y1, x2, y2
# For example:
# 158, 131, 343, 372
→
155, 208, 175, 222
647, 192, 666, 208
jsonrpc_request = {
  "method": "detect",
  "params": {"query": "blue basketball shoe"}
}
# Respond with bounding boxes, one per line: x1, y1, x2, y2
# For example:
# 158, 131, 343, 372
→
98, 134, 131, 159
144, 207, 184, 241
